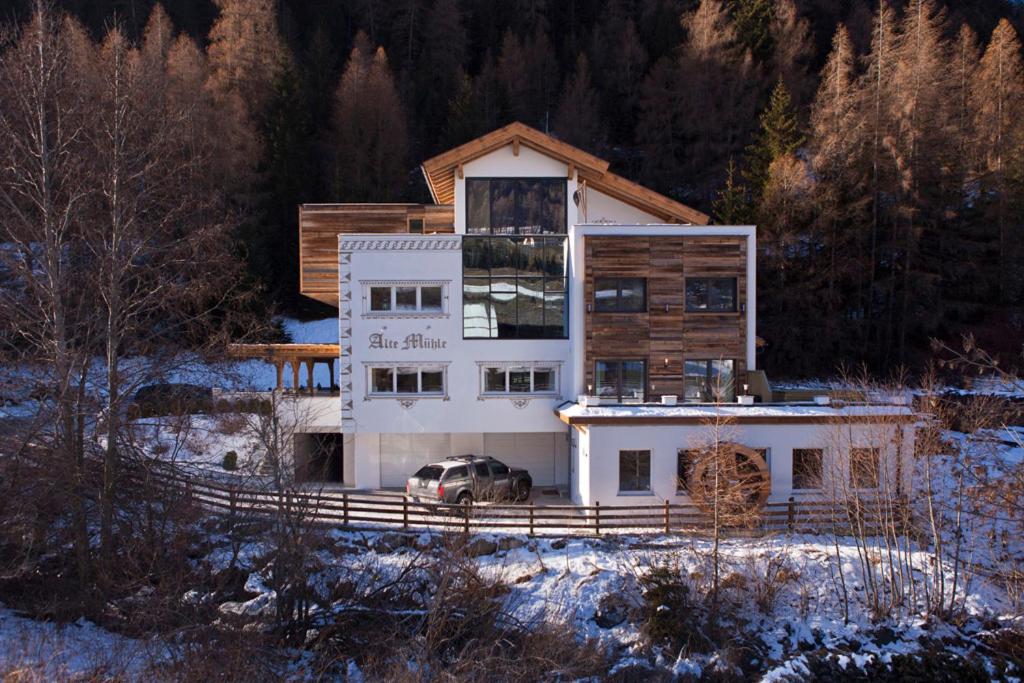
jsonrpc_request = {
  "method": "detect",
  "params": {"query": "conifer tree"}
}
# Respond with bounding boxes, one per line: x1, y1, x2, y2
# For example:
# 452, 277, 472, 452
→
769, 0, 814, 106
744, 78, 804, 201
731, 0, 774, 63
553, 54, 606, 154
712, 158, 752, 224
418, 0, 467, 151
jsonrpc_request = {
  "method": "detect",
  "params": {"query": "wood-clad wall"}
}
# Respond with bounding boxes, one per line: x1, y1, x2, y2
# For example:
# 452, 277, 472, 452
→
583, 236, 748, 399
299, 204, 454, 306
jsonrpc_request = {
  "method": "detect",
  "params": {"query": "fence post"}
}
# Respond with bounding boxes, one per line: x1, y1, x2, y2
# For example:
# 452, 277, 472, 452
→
664, 500, 670, 534
229, 487, 237, 517
529, 502, 535, 537
594, 501, 601, 536
343, 492, 349, 527
402, 496, 408, 530
787, 496, 795, 532
463, 499, 470, 535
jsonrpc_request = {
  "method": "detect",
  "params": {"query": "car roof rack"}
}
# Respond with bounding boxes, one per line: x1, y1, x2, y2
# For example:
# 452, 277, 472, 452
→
444, 454, 495, 462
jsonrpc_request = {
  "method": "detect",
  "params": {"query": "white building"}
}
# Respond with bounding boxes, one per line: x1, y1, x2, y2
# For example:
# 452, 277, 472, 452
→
236, 122, 916, 508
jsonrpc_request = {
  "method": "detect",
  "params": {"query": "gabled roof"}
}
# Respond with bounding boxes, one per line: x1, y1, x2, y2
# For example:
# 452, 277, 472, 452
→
420, 122, 709, 225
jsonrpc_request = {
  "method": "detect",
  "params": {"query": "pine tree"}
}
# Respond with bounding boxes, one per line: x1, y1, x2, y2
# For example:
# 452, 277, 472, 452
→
331, 34, 408, 202
731, 0, 774, 64
418, 0, 467, 152
743, 78, 804, 201
553, 54, 606, 154
769, 0, 814, 107
712, 158, 752, 224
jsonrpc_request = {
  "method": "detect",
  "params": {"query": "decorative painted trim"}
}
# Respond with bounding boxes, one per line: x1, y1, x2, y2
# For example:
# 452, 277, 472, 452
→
510, 399, 531, 409
398, 399, 417, 409
339, 237, 462, 251
360, 279, 451, 287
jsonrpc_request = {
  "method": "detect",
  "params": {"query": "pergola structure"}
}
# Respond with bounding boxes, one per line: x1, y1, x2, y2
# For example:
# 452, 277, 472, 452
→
228, 344, 340, 392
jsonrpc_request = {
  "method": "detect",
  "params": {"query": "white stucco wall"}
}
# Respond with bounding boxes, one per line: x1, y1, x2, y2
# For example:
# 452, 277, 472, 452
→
575, 421, 914, 506
583, 189, 661, 224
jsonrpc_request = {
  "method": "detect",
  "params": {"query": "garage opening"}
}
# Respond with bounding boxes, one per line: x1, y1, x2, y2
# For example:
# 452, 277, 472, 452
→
484, 432, 568, 487
296, 433, 344, 483
379, 434, 452, 488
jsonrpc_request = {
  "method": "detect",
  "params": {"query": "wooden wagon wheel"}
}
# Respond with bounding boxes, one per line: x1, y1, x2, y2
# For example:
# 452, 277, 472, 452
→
688, 442, 771, 519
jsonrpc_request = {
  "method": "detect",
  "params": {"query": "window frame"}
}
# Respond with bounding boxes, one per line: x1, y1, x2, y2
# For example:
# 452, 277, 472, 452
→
683, 358, 736, 403
363, 281, 449, 317
594, 277, 647, 313
365, 363, 449, 399
477, 362, 561, 398
594, 359, 647, 404
465, 177, 568, 236
792, 448, 824, 491
618, 449, 652, 494
685, 277, 739, 313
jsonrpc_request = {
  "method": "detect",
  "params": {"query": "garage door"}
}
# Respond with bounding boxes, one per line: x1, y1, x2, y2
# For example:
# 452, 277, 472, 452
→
379, 434, 451, 487
484, 432, 568, 487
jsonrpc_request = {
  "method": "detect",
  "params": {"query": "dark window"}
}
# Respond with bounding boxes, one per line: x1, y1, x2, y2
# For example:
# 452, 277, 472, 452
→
686, 278, 738, 312
420, 286, 443, 311
489, 462, 510, 476
466, 178, 566, 235
474, 462, 491, 477
396, 368, 418, 393
370, 287, 391, 311
484, 367, 506, 392
370, 366, 445, 395
793, 449, 823, 490
619, 450, 651, 492
444, 465, 468, 481
463, 236, 567, 339
533, 368, 555, 392
594, 278, 647, 312
850, 448, 880, 489
509, 369, 531, 392
408, 218, 424, 233
677, 449, 696, 491
683, 359, 735, 402
414, 465, 443, 480
396, 287, 417, 311
420, 370, 444, 394
371, 368, 393, 393
595, 360, 646, 403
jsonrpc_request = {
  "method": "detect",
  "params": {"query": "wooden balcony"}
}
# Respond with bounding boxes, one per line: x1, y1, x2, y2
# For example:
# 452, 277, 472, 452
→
229, 343, 340, 392
299, 203, 454, 306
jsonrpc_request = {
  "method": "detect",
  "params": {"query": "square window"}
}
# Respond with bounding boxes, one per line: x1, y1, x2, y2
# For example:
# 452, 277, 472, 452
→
683, 359, 735, 402
793, 449, 823, 490
370, 287, 391, 311
420, 370, 444, 394
395, 367, 418, 393
533, 368, 555, 392
850, 448, 880, 489
396, 287, 417, 311
371, 367, 394, 393
484, 368, 506, 392
594, 278, 646, 312
595, 360, 646, 403
408, 218, 424, 234
509, 369, 531, 392
686, 278, 737, 312
619, 450, 651, 492
420, 286, 443, 311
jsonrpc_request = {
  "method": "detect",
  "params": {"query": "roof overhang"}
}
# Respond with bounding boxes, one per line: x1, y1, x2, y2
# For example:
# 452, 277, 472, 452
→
420, 122, 709, 225
555, 402, 917, 426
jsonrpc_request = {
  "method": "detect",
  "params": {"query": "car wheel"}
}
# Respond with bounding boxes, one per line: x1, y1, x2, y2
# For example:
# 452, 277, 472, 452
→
514, 480, 531, 502
457, 491, 473, 505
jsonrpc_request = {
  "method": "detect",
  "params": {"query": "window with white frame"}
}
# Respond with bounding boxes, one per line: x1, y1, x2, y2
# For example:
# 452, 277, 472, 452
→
365, 283, 446, 315
479, 364, 558, 395
367, 364, 447, 397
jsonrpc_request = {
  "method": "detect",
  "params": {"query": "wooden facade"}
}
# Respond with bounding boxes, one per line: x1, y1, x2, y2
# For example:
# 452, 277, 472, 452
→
583, 235, 748, 400
299, 204, 454, 305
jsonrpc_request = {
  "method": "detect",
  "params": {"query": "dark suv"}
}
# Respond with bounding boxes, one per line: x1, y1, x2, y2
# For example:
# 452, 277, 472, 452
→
406, 455, 532, 504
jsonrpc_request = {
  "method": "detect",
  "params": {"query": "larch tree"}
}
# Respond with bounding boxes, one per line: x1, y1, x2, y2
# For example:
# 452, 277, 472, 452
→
553, 54, 606, 155
331, 33, 409, 201
973, 19, 1024, 302
769, 0, 814, 107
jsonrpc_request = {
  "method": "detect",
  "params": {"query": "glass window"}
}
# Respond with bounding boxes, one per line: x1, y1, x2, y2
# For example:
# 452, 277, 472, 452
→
463, 278, 492, 337
420, 286, 443, 311
683, 359, 735, 402
686, 278, 738, 312
396, 368, 418, 393
420, 370, 444, 394
395, 287, 417, 311
793, 449, 823, 490
619, 450, 651, 492
444, 465, 468, 481
677, 449, 695, 492
370, 287, 391, 311
474, 462, 491, 477
408, 218, 424, 234
595, 360, 646, 403
371, 367, 393, 393
594, 278, 646, 312
489, 462, 510, 476
533, 368, 555, 392
414, 465, 443, 480
509, 369, 531, 392
850, 448, 880, 489
485, 367, 506, 392
466, 178, 566, 235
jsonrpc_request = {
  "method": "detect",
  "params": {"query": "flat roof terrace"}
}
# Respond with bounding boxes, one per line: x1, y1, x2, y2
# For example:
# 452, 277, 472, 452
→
556, 401, 916, 425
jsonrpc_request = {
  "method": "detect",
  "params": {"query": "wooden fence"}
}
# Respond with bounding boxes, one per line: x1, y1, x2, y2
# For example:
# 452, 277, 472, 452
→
136, 462, 900, 537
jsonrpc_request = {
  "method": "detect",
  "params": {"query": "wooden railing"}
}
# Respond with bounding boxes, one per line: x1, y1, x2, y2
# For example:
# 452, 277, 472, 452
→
133, 461, 899, 537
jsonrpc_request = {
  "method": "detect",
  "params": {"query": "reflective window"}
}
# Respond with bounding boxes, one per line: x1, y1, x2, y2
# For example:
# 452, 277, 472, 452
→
395, 287, 417, 311
368, 366, 446, 396
683, 359, 735, 402
485, 367, 506, 392
466, 178, 566, 235
686, 277, 738, 312
793, 449, 824, 490
619, 450, 651, 492
371, 367, 393, 393
595, 360, 646, 404
396, 368, 418, 393
370, 287, 391, 311
480, 366, 559, 395
420, 286, 443, 311
509, 369, 531, 392
533, 368, 555, 392
594, 278, 647, 312
367, 284, 446, 315
463, 236, 568, 339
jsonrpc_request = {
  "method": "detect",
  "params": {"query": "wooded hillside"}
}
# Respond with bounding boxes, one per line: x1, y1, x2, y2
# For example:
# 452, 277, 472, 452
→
5, 0, 1022, 375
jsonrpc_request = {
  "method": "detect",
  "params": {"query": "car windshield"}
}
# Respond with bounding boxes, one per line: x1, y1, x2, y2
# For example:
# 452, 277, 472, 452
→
413, 465, 443, 480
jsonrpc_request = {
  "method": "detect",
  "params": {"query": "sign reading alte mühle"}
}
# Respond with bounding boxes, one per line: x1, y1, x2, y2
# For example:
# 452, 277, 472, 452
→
368, 332, 447, 350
